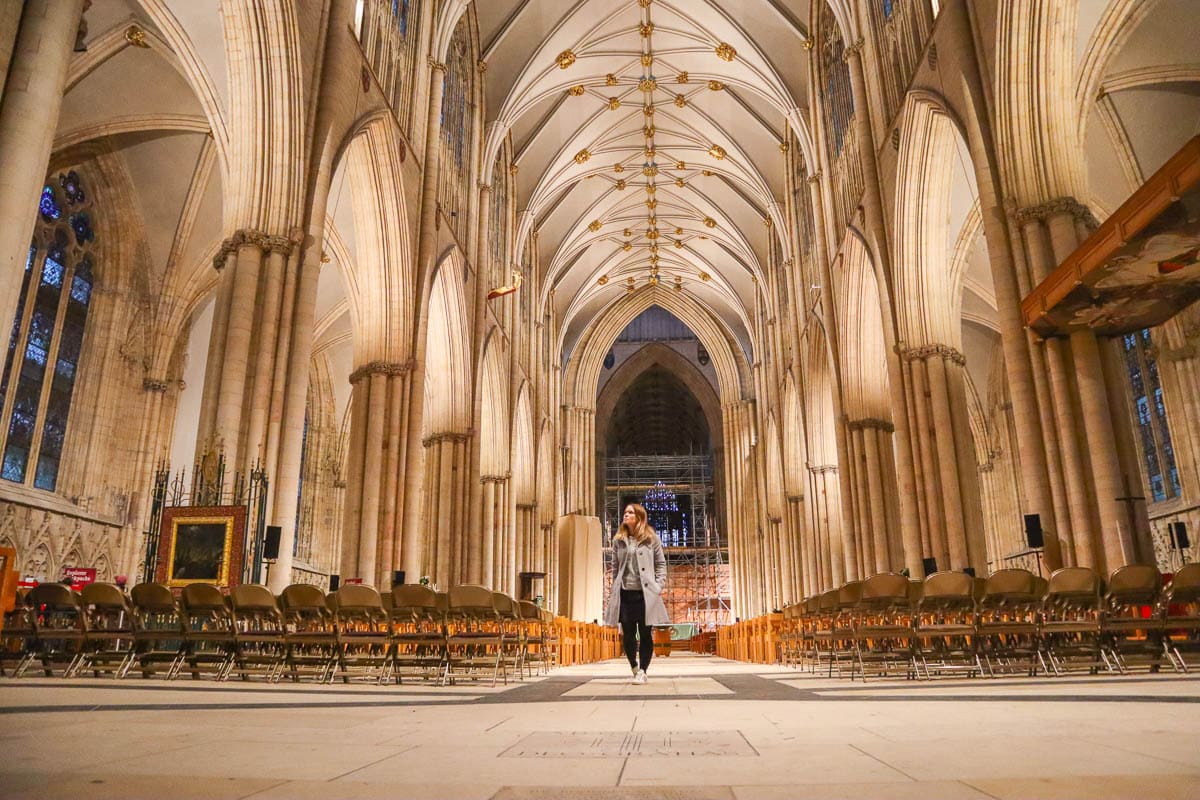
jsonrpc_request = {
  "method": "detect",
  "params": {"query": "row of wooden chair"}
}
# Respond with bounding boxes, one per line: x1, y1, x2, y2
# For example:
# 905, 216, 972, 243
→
777, 564, 1200, 681
0, 581, 559, 687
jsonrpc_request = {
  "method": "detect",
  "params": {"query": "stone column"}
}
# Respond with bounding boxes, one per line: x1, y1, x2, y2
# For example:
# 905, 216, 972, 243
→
340, 361, 413, 586
0, 0, 85, 350
843, 37, 922, 574
398, 60, 448, 583
957, 32, 1065, 571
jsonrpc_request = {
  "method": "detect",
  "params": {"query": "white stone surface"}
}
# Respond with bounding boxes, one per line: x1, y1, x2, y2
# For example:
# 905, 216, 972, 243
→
2, 654, 1199, 799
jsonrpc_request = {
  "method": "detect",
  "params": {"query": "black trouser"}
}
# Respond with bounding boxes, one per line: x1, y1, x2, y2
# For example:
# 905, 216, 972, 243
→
619, 588, 653, 672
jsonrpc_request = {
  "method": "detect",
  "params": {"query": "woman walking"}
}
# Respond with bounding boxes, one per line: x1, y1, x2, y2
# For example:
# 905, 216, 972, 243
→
604, 503, 668, 683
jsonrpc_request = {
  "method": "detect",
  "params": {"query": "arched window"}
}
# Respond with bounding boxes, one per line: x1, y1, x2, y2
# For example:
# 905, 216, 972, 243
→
438, 18, 476, 243
820, 4, 855, 160
489, 148, 511, 293
356, 0, 420, 124
1122, 328, 1180, 502
0, 171, 96, 491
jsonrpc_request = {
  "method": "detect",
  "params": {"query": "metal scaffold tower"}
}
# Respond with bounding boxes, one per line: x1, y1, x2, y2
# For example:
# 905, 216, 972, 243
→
603, 452, 732, 630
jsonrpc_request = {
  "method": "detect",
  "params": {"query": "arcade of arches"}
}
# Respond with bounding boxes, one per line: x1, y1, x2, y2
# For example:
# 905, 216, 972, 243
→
2, 0, 1200, 625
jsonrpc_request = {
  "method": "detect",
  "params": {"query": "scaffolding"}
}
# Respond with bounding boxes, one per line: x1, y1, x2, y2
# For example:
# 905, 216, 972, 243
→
602, 453, 732, 631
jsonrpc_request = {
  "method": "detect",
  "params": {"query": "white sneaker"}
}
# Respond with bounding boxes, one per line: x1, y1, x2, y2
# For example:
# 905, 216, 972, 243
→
633, 669, 647, 685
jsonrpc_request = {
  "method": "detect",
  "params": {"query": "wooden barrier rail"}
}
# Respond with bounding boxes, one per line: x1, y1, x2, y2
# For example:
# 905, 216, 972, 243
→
554, 618, 620, 666
716, 613, 783, 664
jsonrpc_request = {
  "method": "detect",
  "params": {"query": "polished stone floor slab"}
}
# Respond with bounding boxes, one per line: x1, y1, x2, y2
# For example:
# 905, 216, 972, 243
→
3, 653, 1199, 799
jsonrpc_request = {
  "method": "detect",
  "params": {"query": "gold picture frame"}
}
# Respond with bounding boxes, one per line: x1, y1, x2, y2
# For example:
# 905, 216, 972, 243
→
156, 506, 247, 589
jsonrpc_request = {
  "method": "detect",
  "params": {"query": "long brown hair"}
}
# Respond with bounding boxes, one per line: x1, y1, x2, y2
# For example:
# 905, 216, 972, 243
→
616, 503, 653, 545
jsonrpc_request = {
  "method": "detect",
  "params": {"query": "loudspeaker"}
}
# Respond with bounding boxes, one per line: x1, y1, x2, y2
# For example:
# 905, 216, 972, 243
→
1024, 514, 1044, 549
922, 557, 938, 575
1170, 521, 1191, 550
392, 570, 405, 587
262, 525, 282, 560
329, 574, 340, 592
962, 567, 976, 578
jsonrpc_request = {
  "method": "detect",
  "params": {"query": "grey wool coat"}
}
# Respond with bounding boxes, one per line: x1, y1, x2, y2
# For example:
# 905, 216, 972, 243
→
604, 530, 669, 627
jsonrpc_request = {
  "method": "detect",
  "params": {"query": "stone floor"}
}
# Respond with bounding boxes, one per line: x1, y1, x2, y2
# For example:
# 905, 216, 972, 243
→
2, 653, 1200, 799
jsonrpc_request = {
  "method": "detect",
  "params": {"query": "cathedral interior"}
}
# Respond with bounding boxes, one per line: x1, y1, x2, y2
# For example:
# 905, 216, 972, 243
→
1, 1, 1199, 797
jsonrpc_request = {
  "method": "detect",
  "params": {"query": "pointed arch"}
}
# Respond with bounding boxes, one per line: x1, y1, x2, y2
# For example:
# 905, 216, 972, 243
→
512, 384, 535, 504
422, 249, 472, 435
781, 371, 805, 496
478, 330, 510, 476
893, 93, 981, 348
833, 233, 890, 420
564, 287, 752, 409
344, 118, 415, 363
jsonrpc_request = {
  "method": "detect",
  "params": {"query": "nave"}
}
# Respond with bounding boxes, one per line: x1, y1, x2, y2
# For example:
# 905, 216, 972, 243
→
2, 653, 1199, 799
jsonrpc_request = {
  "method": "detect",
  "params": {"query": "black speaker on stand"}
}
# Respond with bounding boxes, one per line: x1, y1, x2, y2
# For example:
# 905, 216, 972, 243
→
329, 574, 340, 592
260, 525, 281, 585
1023, 514, 1044, 548
922, 557, 938, 576
392, 570, 405, 588
1023, 514, 1045, 576
1170, 521, 1190, 550
1169, 522, 1190, 570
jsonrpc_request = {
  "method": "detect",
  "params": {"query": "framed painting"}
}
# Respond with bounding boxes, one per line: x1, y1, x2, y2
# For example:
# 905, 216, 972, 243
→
155, 506, 248, 589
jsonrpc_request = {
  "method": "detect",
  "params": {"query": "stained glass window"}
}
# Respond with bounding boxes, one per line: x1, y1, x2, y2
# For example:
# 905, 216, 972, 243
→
820, 4, 855, 159
0, 172, 96, 491
882, 0, 895, 18
438, 18, 476, 242
356, 0, 419, 121
39, 185, 60, 221
1122, 329, 1180, 502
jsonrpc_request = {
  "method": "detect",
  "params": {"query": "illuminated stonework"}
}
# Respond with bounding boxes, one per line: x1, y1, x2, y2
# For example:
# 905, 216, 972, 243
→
556, 49, 577, 69
574, 149, 591, 164
715, 42, 737, 61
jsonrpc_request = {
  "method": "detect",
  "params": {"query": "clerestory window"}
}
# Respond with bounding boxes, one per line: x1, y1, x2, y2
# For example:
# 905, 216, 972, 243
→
0, 172, 96, 492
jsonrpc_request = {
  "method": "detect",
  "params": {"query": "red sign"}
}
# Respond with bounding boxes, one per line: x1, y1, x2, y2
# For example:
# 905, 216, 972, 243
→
62, 567, 97, 589
345, 578, 364, 585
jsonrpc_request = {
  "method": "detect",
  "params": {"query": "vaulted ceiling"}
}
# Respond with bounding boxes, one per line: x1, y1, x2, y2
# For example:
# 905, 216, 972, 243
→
475, 0, 815, 360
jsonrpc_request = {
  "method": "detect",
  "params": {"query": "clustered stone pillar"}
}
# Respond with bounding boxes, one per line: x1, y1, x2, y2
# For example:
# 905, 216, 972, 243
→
479, 474, 511, 591
897, 344, 987, 574
805, 464, 841, 591
0, 0, 85, 350
840, 417, 901, 577
341, 360, 416, 587
197, 231, 300, 474
723, 401, 759, 617
1011, 199, 1150, 573
420, 431, 471, 587
785, 495, 805, 600
562, 406, 595, 515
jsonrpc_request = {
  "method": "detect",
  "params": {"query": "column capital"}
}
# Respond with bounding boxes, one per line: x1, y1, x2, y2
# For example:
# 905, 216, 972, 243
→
845, 416, 895, 433
896, 342, 966, 366
142, 377, 172, 393
806, 463, 838, 474
429, 59, 447, 73
349, 359, 414, 384
516, 502, 537, 511
421, 431, 472, 447
805, 171, 822, 185
212, 228, 296, 269
842, 38, 866, 59
480, 473, 509, 484
1012, 196, 1098, 229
